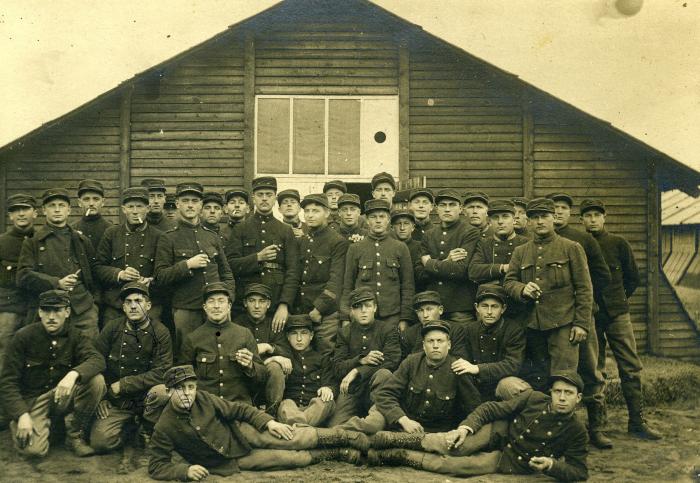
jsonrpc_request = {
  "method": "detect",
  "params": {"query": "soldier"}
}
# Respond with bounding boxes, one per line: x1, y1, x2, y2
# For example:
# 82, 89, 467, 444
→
0, 289, 105, 457
163, 194, 178, 222
369, 371, 589, 482
463, 191, 492, 240
580, 198, 661, 440
340, 199, 415, 328
73, 179, 113, 251
201, 191, 226, 243
17, 188, 100, 337
328, 288, 401, 427
90, 282, 172, 454
420, 189, 480, 324
226, 176, 299, 331
141, 178, 176, 232
452, 284, 527, 401
391, 209, 427, 296
546, 191, 611, 449
371, 172, 397, 209
0, 194, 37, 370
154, 182, 235, 354
221, 188, 249, 243
401, 291, 466, 360
323, 179, 347, 232
503, 198, 593, 393
512, 197, 531, 238
148, 365, 364, 481
294, 193, 349, 356
95, 187, 164, 323
408, 188, 437, 242
336, 193, 367, 243
278, 188, 307, 238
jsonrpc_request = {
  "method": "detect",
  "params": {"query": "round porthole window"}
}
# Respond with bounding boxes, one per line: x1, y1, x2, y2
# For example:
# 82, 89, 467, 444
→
374, 131, 386, 143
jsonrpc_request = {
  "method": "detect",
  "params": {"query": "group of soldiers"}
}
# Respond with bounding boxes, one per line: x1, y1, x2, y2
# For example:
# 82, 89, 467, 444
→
0, 171, 661, 481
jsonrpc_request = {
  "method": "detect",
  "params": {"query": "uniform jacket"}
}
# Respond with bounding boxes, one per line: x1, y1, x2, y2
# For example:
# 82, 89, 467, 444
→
468, 233, 530, 285
421, 219, 480, 313
220, 218, 243, 245
0, 226, 34, 313
146, 211, 176, 233
374, 352, 481, 433
463, 389, 588, 482
340, 233, 415, 320
0, 322, 105, 420
149, 390, 273, 481
179, 319, 267, 404
72, 214, 113, 253
337, 223, 368, 242
294, 225, 348, 316
400, 321, 466, 361
154, 219, 234, 310
504, 233, 593, 332
225, 212, 300, 308
556, 224, 611, 297
404, 237, 428, 294
277, 345, 335, 407
233, 313, 288, 357
411, 216, 438, 242
95, 222, 163, 309
592, 229, 640, 318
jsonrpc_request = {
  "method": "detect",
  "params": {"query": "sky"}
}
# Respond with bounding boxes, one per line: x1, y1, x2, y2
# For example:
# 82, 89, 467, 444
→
1, 0, 699, 170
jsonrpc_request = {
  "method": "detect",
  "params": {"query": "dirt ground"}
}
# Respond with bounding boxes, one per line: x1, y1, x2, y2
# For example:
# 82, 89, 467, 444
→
0, 403, 698, 483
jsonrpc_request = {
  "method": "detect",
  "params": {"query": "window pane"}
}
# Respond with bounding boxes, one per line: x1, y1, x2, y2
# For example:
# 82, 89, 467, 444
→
257, 98, 289, 174
293, 99, 325, 174
328, 99, 360, 175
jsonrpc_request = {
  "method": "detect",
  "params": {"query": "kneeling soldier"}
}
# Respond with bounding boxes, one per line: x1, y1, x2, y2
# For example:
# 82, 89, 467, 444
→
90, 282, 172, 454
0, 289, 106, 457
149, 365, 366, 481
401, 291, 466, 360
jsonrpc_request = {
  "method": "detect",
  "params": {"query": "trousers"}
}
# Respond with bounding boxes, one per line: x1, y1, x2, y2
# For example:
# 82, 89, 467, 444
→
277, 398, 335, 427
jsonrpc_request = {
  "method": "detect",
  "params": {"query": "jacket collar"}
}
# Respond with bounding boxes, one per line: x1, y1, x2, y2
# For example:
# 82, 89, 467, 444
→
36, 223, 73, 241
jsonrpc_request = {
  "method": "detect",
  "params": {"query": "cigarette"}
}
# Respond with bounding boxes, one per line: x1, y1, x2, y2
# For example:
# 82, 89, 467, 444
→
137, 215, 143, 224
85, 208, 93, 216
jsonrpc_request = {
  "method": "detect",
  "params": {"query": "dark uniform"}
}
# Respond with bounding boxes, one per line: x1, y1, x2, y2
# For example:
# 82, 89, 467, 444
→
323, 180, 347, 233
141, 178, 177, 232
512, 197, 531, 239
202, 191, 227, 244
72, 179, 113, 252
220, 188, 249, 244
462, 191, 493, 241
469, 228, 530, 286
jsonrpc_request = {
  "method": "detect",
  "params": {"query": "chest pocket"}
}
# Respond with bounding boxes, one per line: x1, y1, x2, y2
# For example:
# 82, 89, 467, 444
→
608, 263, 624, 287
407, 385, 456, 419
175, 248, 198, 262
519, 262, 535, 283
385, 258, 400, 281
546, 259, 571, 289
195, 352, 217, 378
358, 258, 376, 283
242, 238, 258, 256
307, 255, 331, 282
0, 261, 16, 285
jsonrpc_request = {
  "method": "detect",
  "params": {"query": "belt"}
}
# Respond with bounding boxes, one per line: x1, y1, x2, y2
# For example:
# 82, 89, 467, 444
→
262, 262, 282, 270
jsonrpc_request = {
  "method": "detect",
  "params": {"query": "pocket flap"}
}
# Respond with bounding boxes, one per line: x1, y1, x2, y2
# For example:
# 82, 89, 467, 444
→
197, 352, 217, 364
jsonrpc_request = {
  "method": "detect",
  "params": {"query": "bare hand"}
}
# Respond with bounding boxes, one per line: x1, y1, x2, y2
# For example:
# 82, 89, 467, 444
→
446, 248, 468, 262
271, 304, 289, 333
522, 282, 542, 300
398, 416, 424, 434
318, 386, 334, 402
309, 308, 322, 324
96, 400, 112, 419
54, 371, 78, 403
398, 320, 408, 332
58, 274, 79, 290
445, 426, 472, 449
15, 413, 34, 449
257, 245, 279, 262
500, 264, 510, 274
234, 348, 254, 368
118, 266, 141, 282
292, 227, 304, 238
257, 343, 274, 355
186, 465, 209, 481
265, 356, 292, 375
420, 255, 431, 266
138, 276, 154, 286
569, 325, 588, 344
451, 358, 479, 375
186, 253, 209, 270
267, 421, 294, 440
360, 350, 384, 366
529, 456, 554, 472
340, 370, 358, 395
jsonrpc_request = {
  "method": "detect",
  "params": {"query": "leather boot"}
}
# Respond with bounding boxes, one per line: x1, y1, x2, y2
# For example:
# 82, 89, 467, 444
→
371, 430, 424, 450
367, 448, 424, 469
65, 431, 96, 457
309, 448, 362, 465
621, 379, 662, 440
316, 428, 370, 452
586, 401, 613, 449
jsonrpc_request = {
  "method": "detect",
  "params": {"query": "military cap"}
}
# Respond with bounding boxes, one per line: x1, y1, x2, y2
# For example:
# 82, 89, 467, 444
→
41, 188, 71, 205
277, 189, 301, 203
38, 289, 71, 308
323, 180, 347, 194
164, 194, 177, 209
285, 314, 314, 332
364, 199, 391, 215
487, 199, 516, 216
164, 365, 197, 389
141, 178, 167, 192
475, 284, 507, 304
338, 193, 361, 208
391, 209, 416, 224
202, 191, 224, 206
225, 188, 249, 203
526, 198, 555, 216
511, 197, 529, 209
244, 283, 272, 300
252, 176, 277, 192
121, 187, 149, 205
420, 320, 451, 338
408, 188, 435, 203
175, 182, 204, 198
546, 192, 574, 207
7, 193, 36, 210
119, 281, 150, 300
349, 287, 376, 307
301, 193, 329, 209
203, 282, 232, 300
549, 370, 584, 393
413, 290, 443, 308
434, 189, 462, 204
463, 191, 490, 205
580, 198, 606, 215
371, 172, 396, 190
77, 179, 105, 197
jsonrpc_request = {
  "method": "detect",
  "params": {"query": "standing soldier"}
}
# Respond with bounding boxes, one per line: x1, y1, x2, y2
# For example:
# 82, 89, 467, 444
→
420, 189, 480, 324
336, 193, 367, 243
226, 176, 299, 332
323, 179, 347, 232
391, 210, 427, 294
512, 197, 531, 238
407, 188, 437, 242
201, 191, 226, 242
294, 193, 349, 356
141, 179, 176, 232
278, 189, 307, 238
221, 188, 249, 243
463, 191, 492, 240
154, 182, 235, 354
580, 198, 661, 440
17, 188, 100, 337
95, 187, 164, 323
340, 199, 415, 328
546, 192, 611, 449
73, 179, 113, 251
163, 194, 178, 222
371, 172, 397, 209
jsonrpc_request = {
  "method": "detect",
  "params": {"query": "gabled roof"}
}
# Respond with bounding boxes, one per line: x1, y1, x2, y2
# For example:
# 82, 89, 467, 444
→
662, 189, 700, 226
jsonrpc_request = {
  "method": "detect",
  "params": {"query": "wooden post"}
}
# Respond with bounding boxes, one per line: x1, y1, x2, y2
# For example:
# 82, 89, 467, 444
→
647, 159, 661, 354
398, 37, 410, 184
243, 33, 256, 190
119, 86, 133, 194
521, 88, 535, 199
